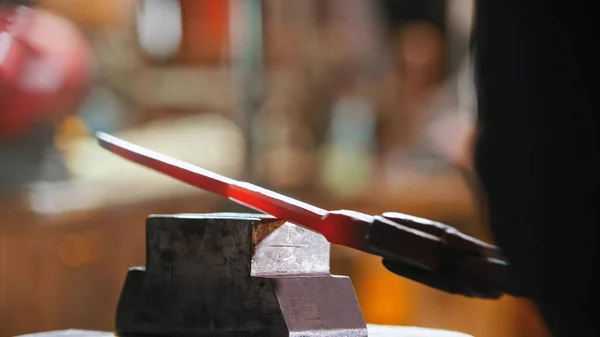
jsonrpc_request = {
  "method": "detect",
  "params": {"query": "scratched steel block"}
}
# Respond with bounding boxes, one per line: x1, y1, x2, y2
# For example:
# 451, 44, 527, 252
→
115, 213, 367, 337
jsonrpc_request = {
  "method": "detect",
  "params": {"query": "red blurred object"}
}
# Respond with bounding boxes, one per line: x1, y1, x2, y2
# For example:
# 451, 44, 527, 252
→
178, 0, 229, 64
0, 5, 93, 139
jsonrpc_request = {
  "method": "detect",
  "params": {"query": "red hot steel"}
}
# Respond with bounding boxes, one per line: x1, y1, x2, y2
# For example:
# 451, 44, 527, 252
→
96, 132, 373, 251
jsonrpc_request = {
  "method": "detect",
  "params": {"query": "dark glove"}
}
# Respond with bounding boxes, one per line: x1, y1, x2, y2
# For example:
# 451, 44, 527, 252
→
382, 256, 510, 299
367, 212, 528, 299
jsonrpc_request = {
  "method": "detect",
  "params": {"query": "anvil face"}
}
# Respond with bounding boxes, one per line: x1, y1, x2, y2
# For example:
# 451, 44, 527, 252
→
115, 213, 367, 337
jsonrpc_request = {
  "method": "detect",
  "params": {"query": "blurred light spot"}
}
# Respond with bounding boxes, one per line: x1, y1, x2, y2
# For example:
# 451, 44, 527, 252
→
57, 231, 105, 268
58, 234, 93, 268
399, 22, 444, 69
54, 115, 91, 158
17, 56, 63, 93
29, 182, 65, 215
137, 0, 182, 60
88, 231, 107, 263
28, 180, 101, 215
77, 86, 129, 134
0, 32, 13, 65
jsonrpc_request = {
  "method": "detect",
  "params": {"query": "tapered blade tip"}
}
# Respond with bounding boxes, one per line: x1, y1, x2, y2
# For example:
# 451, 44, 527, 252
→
95, 131, 127, 152
95, 131, 110, 147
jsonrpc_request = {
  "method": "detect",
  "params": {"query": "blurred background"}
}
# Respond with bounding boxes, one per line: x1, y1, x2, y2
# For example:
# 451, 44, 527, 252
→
0, 0, 549, 336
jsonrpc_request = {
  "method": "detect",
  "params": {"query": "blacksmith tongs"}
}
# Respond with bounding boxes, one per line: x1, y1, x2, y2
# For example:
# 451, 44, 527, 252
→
96, 132, 528, 299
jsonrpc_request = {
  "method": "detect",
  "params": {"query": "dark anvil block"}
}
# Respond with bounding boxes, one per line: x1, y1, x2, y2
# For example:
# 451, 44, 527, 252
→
115, 213, 367, 337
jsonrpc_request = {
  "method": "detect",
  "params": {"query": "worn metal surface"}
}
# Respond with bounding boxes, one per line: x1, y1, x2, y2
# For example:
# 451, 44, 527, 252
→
275, 276, 366, 337
115, 213, 366, 336
251, 220, 330, 277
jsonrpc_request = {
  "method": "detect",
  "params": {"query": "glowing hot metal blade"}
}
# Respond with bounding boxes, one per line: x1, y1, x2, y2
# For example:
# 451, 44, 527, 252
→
95, 132, 343, 239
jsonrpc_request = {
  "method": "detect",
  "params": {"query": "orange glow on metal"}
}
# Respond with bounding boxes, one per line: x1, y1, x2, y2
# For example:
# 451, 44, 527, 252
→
96, 132, 370, 252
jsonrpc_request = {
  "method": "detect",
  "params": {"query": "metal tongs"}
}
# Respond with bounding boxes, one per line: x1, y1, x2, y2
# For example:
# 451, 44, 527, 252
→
96, 132, 527, 299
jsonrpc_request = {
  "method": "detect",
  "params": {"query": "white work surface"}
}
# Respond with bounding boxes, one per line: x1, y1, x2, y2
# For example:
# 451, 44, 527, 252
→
19, 325, 473, 337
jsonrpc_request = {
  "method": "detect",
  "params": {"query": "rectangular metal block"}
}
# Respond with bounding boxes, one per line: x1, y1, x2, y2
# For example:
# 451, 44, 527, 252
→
274, 276, 367, 337
115, 213, 367, 337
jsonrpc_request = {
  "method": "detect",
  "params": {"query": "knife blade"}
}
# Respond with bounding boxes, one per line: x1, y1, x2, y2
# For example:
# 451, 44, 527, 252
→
96, 131, 377, 251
